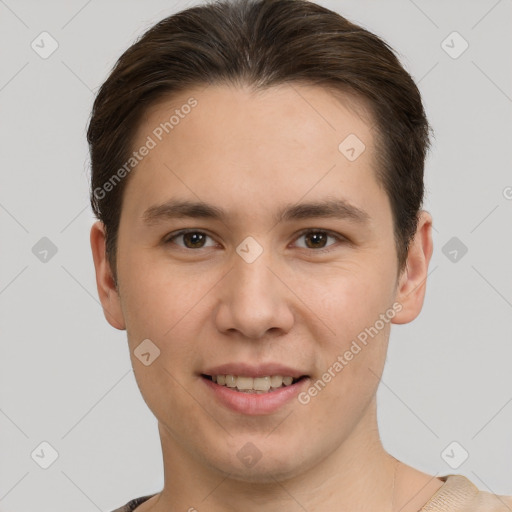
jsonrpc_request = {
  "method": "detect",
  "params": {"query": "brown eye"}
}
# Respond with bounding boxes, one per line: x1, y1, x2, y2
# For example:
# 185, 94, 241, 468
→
294, 230, 344, 251
182, 232, 207, 248
165, 230, 216, 249
303, 231, 329, 249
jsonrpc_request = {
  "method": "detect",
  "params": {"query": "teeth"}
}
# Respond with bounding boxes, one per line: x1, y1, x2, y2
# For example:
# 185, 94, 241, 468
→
270, 375, 283, 388
210, 374, 301, 392
282, 376, 293, 386
225, 375, 237, 387
254, 377, 271, 392
236, 376, 254, 390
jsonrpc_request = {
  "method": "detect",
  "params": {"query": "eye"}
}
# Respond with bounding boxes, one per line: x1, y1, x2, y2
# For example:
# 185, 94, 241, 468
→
163, 228, 347, 252
164, 230, 217, 249
293, 229, 345, 251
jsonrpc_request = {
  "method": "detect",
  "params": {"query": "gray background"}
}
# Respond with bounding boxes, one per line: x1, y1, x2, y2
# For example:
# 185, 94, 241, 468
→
1, 0, 511, 510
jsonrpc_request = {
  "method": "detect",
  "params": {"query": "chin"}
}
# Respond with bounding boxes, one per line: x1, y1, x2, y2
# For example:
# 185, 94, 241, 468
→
205, 444, 311, 484
223, 462, 305, 484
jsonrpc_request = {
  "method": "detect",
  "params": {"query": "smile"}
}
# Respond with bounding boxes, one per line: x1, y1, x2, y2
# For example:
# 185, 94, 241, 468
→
200, 373, 310, 415
202, 374, 307, 393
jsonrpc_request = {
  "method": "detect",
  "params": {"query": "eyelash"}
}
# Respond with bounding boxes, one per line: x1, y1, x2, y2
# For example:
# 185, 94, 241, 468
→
163, 228, 348, 253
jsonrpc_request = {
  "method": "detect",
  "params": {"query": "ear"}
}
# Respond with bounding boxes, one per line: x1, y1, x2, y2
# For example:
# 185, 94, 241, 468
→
391, 210, 433, 325
90, 221, 126, 330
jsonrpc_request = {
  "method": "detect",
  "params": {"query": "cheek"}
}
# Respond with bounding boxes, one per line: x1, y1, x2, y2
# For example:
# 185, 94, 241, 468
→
119, 253, 216, 340
119, 258, 221, 407
305, 270, 394, 408
315, 269, 394, 338
298, 283, 391, 436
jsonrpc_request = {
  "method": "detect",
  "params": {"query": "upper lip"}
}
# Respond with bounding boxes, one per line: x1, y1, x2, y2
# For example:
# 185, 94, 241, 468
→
202, 363, 309, 379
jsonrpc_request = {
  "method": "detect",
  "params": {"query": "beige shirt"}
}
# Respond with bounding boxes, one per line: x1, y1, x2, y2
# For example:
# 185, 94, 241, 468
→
419, 474, 512, 511
111, 474, 512, 511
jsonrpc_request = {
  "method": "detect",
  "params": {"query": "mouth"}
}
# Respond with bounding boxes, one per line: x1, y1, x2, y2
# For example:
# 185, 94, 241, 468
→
201, 374, 309, 394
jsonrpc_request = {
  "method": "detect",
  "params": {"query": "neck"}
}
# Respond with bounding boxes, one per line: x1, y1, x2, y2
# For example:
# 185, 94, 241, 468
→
149, 397, 401, 512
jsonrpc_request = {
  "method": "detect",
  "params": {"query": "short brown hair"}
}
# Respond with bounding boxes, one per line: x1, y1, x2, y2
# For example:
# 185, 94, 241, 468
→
87, 0, 431, 283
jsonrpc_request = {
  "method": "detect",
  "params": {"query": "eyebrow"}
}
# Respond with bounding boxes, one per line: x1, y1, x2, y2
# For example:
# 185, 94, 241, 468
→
142, 198, 371, 226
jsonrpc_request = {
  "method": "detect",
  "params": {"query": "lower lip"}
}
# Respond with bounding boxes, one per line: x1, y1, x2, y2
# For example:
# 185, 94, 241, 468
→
201, 376, 309, 415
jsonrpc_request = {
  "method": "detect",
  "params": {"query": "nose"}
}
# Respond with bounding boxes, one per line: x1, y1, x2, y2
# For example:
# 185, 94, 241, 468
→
214, 246, 295, 340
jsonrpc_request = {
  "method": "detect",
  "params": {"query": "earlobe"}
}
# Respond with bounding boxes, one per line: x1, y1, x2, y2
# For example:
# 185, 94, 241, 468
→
90, 221, 126, 330
391, 210, 433, 325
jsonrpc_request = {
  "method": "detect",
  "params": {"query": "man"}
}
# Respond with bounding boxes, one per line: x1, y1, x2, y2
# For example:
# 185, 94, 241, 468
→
88, 0, 512, 510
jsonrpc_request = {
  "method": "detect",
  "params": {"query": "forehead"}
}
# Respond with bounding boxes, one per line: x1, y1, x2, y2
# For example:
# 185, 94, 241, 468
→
123, 83, 389, 228
139, 82, 374, 153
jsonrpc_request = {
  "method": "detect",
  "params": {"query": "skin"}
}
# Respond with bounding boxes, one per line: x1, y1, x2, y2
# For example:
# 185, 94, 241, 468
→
91, 83, 442, 511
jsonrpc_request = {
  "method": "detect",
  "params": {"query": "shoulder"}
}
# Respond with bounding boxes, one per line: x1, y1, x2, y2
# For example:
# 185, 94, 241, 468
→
421, 474, 512, 512
472, 487, 512, 511
109, 493, 157, 512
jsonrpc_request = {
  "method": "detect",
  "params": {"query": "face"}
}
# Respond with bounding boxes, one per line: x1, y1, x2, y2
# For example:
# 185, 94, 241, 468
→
92, 83, 431, 483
